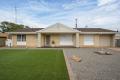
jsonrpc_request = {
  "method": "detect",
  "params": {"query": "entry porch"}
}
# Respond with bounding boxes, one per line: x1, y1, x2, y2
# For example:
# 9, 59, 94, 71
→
37, 33, 80, 48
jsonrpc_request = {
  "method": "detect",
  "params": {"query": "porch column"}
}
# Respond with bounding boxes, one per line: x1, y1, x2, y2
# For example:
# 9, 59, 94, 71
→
76, 33, 79, 48
37, 33, 41, 47
112, 34, 116, 47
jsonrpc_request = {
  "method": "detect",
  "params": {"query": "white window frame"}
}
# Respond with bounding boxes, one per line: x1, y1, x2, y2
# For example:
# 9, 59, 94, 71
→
17, 34, 26, 45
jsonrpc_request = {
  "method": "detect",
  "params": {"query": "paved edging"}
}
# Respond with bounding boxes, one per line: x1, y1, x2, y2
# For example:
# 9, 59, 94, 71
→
63, 49, 76, 80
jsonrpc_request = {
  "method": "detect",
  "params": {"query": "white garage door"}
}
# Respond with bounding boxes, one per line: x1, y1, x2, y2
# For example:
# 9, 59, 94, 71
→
60, 34, 73, 46
84, 35, 94, 45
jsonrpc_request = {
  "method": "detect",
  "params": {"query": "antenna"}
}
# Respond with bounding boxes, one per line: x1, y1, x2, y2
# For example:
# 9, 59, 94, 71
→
14, 4, 17, 23
75, 18, 78, 29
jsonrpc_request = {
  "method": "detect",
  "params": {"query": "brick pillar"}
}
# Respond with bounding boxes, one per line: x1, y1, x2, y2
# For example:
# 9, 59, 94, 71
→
76, 33, 79, 48
112, 34, 116, 47
37, 33, 41, 47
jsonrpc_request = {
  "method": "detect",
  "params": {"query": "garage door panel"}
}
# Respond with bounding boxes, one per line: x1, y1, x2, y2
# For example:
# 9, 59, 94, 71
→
60, 35, 73, 46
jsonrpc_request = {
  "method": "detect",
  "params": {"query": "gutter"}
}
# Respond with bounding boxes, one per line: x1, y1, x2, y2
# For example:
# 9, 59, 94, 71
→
79, 32, 116, 34
8, 32, 37, 34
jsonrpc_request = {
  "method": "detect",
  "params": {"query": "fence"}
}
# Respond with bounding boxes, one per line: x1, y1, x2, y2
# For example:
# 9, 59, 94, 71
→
115, 39, 120, 47
0, 37, 6, 47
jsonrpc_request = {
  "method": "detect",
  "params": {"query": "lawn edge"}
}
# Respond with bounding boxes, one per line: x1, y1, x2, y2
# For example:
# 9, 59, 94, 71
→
63, 49, 76, 80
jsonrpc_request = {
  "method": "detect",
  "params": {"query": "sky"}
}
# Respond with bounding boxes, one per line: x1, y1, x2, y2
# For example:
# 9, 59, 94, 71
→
0, 0, 120, 30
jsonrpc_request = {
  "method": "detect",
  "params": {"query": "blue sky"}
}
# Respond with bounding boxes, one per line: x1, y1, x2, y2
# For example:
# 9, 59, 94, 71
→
0, 0, 120, 30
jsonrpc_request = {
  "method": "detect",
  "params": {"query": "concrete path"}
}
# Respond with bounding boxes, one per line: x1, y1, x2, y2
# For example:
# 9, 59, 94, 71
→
64, 48, 120, 80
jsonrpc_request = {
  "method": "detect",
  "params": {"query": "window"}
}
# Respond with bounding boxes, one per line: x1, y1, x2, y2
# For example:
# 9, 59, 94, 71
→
17, 34, 26, 42
84, 35, 94, 45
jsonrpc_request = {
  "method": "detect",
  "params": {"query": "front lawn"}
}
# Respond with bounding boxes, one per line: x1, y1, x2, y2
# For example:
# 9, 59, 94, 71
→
0, 49, 69, 80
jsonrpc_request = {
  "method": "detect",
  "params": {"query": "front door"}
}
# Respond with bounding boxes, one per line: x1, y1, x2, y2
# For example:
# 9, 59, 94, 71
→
45, 35, 50, 47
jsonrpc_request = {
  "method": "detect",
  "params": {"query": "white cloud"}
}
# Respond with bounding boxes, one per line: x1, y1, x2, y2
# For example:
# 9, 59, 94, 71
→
97, 0, 117, 6
0, 9, 46, 28
92, 16, 120, 25
25, 0, 58, 13
62, 0, 95, 10
0, 0, 120, 30
0, 10, 15, 23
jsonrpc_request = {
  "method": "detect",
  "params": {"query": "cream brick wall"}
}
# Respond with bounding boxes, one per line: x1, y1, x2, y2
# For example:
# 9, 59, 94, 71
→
12, 34, 37, 48
11, 33, 114, 48
79, 34, 84, 47
12, 34, 17, 47
26, 34, 37, 47
50, 34, 60, 47
79, 34, 114, 47
94, 35, 100, 47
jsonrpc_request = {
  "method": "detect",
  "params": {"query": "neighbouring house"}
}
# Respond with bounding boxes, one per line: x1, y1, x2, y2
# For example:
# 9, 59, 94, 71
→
115, 32, 120, 47
0, 32, 8, 47
8, 23, 116, 48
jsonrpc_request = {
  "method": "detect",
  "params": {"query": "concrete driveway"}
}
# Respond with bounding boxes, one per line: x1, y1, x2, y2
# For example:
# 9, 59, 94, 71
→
64, 48, 120, 80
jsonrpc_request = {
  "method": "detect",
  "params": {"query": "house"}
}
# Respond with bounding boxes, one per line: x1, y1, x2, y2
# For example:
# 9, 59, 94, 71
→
115, 32, 120, 47
8, 23, 116, 48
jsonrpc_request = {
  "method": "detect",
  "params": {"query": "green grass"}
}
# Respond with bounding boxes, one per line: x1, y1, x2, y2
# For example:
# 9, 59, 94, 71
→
0, 49, 69, 80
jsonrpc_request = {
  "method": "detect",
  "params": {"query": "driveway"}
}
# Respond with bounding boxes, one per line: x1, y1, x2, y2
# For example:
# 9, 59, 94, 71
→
64, 48, 120, 80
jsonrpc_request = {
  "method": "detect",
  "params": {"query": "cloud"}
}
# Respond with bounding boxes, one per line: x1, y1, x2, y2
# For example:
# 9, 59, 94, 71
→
0, 0, 120, 30
92, 16, 120, 25
0, 9, 46, 28
26, 0, 55, 12
62, 0, 96, 10
0, 10, 15, 23
97, 0, 117, 6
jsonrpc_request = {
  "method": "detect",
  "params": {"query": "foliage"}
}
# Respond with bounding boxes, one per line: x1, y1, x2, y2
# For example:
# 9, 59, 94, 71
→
0, 21, 29, 32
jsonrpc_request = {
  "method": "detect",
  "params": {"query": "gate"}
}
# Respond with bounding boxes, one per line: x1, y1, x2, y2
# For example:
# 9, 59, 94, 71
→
0, 37, 6, 47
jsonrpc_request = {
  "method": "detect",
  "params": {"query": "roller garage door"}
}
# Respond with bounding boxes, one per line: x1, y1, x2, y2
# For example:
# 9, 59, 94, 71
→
60, 34, 73, 46
100, 35, 111, 47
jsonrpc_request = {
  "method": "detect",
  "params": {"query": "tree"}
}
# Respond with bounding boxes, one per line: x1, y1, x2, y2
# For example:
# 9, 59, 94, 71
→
0, 21, 29, 32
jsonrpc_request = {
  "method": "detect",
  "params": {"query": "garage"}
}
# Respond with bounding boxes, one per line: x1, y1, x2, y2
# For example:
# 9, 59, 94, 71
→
100, 35, 111, 47
60, 34, 73, 46
0, 37, 6, 47
84, 35, 94, 45
115, 39, 120, 47
0, 33, 8, 47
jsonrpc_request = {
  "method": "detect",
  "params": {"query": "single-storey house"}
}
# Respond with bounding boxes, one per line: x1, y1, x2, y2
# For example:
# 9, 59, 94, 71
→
8, 23, 116, 48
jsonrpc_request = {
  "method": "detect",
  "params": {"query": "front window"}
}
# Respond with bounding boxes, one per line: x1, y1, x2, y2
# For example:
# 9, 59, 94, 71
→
17, 34, 26, 42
